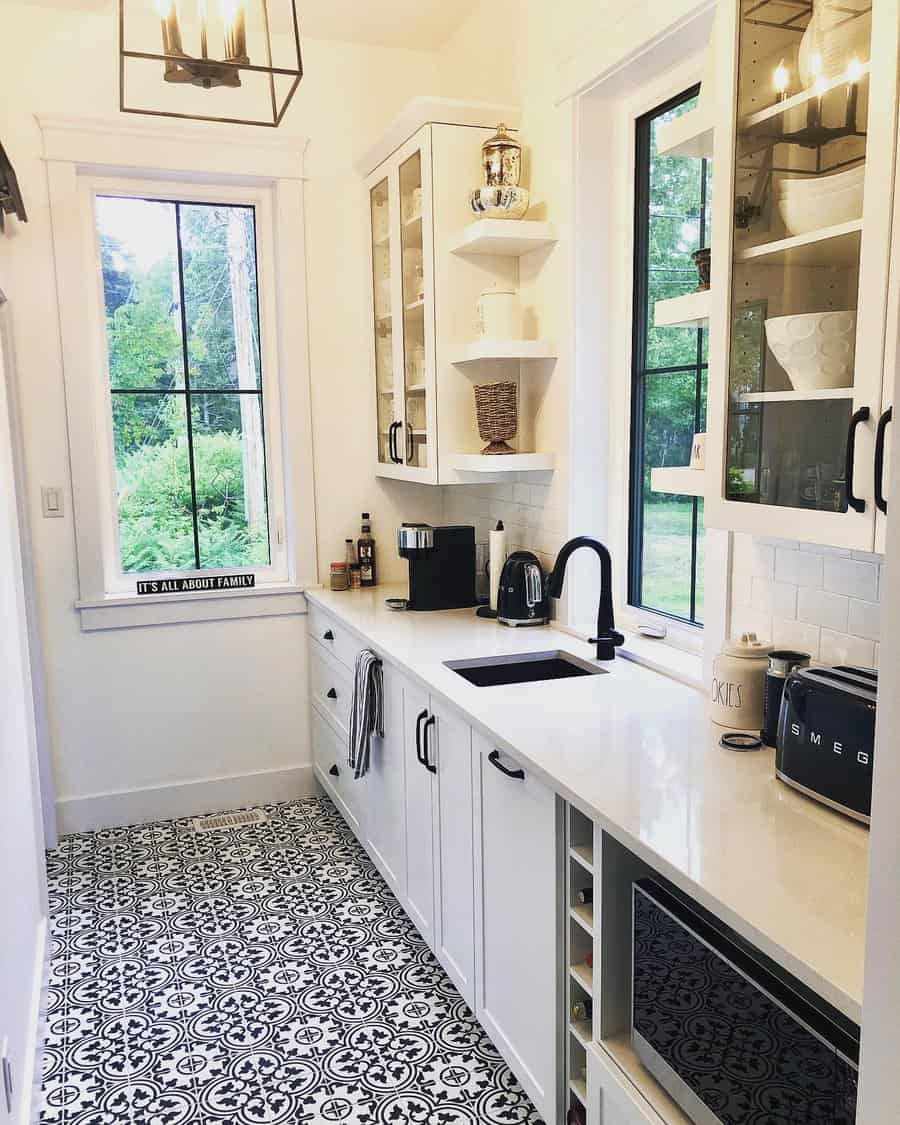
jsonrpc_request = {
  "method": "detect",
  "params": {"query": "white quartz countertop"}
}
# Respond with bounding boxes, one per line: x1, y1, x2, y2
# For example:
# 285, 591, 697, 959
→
305, 586, 869, 1022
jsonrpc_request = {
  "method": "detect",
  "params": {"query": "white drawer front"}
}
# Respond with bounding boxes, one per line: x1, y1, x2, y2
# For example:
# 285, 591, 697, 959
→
310, 643, 353, 735
312, 707, 360, 833
309, 603, 363, 671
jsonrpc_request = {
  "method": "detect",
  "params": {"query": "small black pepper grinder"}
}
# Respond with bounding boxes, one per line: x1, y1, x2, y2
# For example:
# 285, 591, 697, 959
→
762, 650, 811, 747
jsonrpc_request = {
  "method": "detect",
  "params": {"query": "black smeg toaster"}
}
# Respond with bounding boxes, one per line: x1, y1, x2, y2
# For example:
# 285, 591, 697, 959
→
776, 665, 877, 824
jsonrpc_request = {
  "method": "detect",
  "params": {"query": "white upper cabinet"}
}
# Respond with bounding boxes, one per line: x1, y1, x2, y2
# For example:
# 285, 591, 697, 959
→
705, 0, 900, 550
361, 102, 559, 485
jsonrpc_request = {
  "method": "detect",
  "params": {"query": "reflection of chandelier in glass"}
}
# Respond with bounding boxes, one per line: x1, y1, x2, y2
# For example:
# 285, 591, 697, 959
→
119, 0, 303, 127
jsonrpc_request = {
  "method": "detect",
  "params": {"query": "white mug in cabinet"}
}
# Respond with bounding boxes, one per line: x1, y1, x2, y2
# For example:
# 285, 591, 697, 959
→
406, 342, 425, 386
710, 633, 773, 731
404, 186, 423, 223
476, 286, 520, 339
691, 433, 707, 470
403, 247, 424, 302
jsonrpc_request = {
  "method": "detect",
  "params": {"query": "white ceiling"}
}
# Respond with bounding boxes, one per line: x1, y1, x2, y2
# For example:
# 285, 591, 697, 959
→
25, 0, 480, 50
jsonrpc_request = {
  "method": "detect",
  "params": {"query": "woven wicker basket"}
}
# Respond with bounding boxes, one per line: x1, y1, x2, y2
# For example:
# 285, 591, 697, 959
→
474, 381, 518, 455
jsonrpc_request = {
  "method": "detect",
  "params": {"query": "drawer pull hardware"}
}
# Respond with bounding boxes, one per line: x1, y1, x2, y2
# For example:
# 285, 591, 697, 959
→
845, 406, 870, 514
327, 688, 338, 700
489, 749, 525, 781
423, 714, 437, 774
323, 629, 335, 641
329, 764, 340, 777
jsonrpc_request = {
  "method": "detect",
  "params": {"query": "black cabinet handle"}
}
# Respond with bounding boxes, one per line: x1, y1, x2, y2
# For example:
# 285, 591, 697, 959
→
326, 688, 337, 700
489, 749, 525, 781
845, 406, 870, 513
389, 421, 403, 464
423, 715, 437, 774
875, 406, 892, 515
415, 709, 428, 767
323, 630, 334, 642
329, 764, 339, 778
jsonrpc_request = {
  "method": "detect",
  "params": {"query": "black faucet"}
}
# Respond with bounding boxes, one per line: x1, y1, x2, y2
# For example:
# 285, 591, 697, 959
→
546, 537, 625, 662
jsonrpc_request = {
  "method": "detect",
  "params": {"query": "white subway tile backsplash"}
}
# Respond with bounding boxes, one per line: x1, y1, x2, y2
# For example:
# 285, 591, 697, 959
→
819, 629, 876, 669
823, 555, 879, 602
797, 587, 849, 632
847, 599, 881, 641
731, 606, 773, 641
733, 540, 775, 580
775, 548, 823, 588
771, 618, 820, 658
750, 576, 797, 620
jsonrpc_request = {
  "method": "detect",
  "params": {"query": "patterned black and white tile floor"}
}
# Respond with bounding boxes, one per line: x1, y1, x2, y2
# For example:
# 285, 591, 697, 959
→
41, 795, 543, 1124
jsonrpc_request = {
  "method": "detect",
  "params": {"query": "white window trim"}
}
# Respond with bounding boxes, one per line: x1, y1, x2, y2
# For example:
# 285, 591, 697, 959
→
40, 115, 318, 630
568, 4, 730, 685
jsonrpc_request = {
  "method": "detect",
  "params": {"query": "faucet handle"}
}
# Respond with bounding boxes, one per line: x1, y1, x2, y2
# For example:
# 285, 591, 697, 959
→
589, 630, 625, 662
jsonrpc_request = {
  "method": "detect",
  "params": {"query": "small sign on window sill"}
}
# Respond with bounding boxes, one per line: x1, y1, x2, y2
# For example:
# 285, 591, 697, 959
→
137, 575, 256, 596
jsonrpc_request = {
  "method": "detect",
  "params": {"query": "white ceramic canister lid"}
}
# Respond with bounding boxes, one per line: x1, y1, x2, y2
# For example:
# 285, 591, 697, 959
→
720, 632, 775, 661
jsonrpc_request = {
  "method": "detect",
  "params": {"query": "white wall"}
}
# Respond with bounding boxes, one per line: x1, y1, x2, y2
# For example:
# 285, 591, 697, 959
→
0, 299, 47, 1125
0, 0, 443, 830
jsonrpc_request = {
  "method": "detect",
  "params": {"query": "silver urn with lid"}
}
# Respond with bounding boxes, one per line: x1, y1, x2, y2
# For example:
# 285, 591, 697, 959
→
470, 124, 530, 220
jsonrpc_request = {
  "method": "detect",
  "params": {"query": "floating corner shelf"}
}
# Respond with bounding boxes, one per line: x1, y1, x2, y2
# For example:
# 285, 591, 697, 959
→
451, 339, 557, 365
449, 218, 558, 257
449, 453, 555, 475
654, 289, 712, 329
650, 466, 705, 498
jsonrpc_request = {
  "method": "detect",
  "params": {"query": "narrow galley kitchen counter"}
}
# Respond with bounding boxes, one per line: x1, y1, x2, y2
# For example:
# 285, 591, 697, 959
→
306, 586, 869, 1023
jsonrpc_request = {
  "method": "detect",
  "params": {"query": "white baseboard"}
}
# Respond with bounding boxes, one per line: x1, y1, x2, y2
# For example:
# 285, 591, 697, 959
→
55, 764, 316, 835
23, 916, 48, 1125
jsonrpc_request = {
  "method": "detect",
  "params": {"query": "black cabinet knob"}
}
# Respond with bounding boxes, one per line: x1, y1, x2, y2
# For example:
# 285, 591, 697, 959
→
329, 764, 340, 777
323, 630, 335, 641
327, 688, 338, 700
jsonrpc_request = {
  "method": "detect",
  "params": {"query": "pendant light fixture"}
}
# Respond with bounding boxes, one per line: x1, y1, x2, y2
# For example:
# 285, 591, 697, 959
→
119, 0, 303, 127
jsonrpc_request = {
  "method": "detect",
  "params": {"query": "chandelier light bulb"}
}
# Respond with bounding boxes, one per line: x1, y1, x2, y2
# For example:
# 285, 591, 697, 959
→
846, 57, 864, 84
774, 59, 789, 101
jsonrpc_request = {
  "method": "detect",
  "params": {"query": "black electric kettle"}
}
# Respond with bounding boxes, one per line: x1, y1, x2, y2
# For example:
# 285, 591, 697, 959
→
497, 551, 550, 627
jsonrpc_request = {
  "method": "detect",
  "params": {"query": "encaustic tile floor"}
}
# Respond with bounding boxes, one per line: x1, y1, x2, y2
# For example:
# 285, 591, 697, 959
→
40, 795, 543, 1125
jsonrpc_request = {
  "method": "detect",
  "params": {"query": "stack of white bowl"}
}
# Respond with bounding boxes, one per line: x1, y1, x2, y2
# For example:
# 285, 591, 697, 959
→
776, 164, 864, 237
764, 310, 857, 392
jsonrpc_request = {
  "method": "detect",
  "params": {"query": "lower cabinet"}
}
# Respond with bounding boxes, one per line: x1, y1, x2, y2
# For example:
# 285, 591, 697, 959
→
402, 679, 437, 946
430, 697, 476, 1007
311, 706, 360, 835
363, 660, 406, 899
473, 730, 563, 1125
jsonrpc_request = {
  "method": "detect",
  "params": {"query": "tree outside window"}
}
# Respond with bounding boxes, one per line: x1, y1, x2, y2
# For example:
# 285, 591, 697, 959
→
95, 196, 270, 574
629, 89, 710, 626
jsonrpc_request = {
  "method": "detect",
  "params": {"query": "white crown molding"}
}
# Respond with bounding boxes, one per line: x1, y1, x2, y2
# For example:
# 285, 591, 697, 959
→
37, 113, 310, 181
354, 96, 521, 177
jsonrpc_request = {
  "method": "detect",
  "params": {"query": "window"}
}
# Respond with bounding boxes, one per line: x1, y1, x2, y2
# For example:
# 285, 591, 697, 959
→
95, 195, 272, 578
629, 88, 710, 626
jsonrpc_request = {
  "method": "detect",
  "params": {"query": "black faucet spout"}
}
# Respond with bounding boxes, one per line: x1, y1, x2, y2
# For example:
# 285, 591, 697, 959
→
547, 536, 624, 662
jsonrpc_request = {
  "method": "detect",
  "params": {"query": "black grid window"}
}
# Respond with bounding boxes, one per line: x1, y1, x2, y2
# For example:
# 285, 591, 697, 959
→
629, 88, 709, 627
96, 196, 271, 576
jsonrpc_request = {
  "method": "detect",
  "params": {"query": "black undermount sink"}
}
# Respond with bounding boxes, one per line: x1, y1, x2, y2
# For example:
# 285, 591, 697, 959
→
445, 651, 608, 688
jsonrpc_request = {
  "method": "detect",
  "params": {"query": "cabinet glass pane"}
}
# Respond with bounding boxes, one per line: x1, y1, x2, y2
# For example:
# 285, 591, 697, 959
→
400, 150, 427, 469
371, 178, 394, 466
726, 1, 870, 512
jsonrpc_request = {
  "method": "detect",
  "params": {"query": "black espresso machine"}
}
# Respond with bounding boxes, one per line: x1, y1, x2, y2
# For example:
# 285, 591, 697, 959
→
397, 524, 477, 611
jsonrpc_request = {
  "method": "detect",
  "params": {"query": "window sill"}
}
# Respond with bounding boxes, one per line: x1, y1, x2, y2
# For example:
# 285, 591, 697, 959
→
75, 583, 308, 632
563, 619, 703, 691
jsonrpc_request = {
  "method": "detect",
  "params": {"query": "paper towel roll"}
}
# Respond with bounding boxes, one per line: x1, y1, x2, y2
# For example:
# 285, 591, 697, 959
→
489, 521, 507, 612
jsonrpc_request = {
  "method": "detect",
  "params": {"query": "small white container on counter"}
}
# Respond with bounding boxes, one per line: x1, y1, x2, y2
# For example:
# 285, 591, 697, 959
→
710, 632, 774, 731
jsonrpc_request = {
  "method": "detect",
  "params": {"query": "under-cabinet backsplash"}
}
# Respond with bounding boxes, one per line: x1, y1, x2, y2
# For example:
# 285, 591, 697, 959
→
731, 534, 883, 668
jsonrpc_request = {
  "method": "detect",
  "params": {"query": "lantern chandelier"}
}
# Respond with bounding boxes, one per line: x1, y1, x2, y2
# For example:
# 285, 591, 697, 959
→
119, 0, 303, 127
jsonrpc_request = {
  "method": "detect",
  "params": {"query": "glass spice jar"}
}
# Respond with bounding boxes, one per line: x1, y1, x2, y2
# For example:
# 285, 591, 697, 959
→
349, 563, 362, 590
330, 562, 348, 591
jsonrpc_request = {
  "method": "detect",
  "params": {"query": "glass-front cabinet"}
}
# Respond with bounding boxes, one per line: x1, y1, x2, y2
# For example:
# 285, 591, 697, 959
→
366, 129, 437, 483
706, 0, 899, 549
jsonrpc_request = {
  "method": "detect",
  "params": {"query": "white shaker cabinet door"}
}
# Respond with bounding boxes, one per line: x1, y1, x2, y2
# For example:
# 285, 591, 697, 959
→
429, 698, 476, 1008
474, 731, 562, 1125
363, 661, 407, 899
402, 680, 436, 946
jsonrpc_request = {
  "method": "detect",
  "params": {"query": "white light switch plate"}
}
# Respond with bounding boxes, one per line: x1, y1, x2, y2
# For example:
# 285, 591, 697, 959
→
41, 486, 64, 518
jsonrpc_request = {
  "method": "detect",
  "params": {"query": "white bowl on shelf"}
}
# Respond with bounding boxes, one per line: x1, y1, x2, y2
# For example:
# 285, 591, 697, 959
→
776, 164, 864, 236
764, 310, 856, 391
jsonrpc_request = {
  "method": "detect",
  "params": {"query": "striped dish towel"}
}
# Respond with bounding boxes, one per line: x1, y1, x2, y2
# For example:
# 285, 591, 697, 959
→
349, 650, 384, 780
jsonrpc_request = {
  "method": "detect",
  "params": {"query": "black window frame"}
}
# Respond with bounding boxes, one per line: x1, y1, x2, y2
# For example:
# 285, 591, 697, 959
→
98, 194, 271, 576
628, 86, 709, 628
